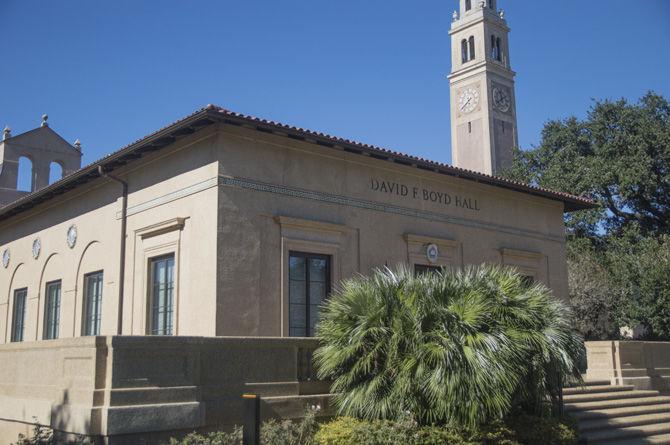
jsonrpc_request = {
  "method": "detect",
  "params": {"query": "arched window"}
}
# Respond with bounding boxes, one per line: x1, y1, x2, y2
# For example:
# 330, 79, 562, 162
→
17, 156, 34, 192
49, 161, 64, 184
491, 35, 502, 61
465, 0, 471, 11
489, 0, 496, 9
461, 39, 469, 63
468, 36, 476, 60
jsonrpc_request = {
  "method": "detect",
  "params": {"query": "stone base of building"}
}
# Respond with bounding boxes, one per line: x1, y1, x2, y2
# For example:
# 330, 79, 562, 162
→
585, 340, 670, 391
0, 336, 333, 444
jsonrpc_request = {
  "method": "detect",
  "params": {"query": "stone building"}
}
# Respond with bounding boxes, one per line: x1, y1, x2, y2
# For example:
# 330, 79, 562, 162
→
0, 1, 595, 443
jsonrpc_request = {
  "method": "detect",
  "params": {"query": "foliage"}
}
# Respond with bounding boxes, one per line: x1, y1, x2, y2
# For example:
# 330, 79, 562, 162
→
505, 414, 578, 445
505, 92, 670, 238
566, 241, 621, 340
260, 407, 318, 445
314, 264, 583, 429
168, 428, 242, 445
314, 415, 577, 445
604, 232, 670, 338
14, 421, 91, 445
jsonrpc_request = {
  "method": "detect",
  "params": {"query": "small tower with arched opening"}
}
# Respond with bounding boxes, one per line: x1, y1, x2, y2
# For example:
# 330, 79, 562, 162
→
0, 115, 82, 206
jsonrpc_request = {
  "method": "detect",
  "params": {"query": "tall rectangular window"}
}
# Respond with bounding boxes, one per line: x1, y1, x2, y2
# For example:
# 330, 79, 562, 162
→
43, 280, 61, 340
83, 271, 104, 336
149, 254, 174, 335
289, 252, 330, 337
11, 288, 27, 342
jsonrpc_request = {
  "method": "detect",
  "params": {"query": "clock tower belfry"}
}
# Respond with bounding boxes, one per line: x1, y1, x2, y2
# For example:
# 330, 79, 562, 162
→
448, 0, 518, 176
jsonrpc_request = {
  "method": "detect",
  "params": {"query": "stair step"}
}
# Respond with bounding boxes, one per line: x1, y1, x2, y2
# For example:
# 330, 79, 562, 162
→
564, 385, 634, 396
572, 403, 670, 421
606, 433, 670, 444
581, 422, 670, 443
579, 412, 670, 433
566, 396, 670, 412
565, 379, 611, 389
565, 390, 659, 404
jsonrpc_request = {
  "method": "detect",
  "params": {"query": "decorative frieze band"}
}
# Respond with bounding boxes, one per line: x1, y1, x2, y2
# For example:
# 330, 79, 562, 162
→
219, 176, 564, 243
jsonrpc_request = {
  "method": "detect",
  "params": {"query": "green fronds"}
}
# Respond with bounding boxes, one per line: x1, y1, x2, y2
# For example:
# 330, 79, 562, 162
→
314, 264, 584, 429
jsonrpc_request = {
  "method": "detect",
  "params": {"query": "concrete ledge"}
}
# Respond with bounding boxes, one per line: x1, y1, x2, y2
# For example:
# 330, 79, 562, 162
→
586, 341, 670, 391
0, 335, 328, 443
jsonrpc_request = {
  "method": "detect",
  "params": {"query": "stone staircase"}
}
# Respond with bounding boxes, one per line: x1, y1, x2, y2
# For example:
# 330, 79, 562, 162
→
565, 380, 670, 444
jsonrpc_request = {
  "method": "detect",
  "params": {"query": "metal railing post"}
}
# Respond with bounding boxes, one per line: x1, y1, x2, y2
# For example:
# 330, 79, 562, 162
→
242, 393, 260, 445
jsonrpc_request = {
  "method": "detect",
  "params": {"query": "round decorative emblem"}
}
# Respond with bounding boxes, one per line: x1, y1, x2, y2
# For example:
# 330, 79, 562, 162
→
32, 238, 41, 259
426, 244, 439, 264
67, 225, 77, 249
2, 248, 9, 268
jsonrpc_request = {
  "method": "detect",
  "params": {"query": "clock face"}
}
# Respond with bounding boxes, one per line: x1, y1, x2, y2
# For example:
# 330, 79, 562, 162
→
458, 87, 479, 114
67, 225, 77, 249
32, 238, 41, 260
2, 249, 9, 268
492, 87, 511, 112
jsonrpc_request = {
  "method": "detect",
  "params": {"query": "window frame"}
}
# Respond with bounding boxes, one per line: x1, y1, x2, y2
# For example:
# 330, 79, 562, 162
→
147, 253, 175, 336
82, 270, 104, 336
11, 288, 28, 342
43, 280, 62, 340
288, 251, 331, 337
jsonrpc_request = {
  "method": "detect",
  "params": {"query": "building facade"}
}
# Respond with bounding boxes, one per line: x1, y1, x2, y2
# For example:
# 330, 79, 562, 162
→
0, 107, 591, 343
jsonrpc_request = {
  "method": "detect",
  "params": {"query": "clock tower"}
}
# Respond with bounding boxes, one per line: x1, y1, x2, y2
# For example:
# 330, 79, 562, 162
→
448, 0, 518, 176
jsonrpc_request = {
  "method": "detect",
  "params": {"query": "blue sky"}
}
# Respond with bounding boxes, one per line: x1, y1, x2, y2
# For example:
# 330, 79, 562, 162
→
2, 0, 669, 172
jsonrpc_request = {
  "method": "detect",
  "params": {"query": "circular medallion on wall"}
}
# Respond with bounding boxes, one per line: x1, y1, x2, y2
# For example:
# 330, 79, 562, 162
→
32, 238, 41, 260
2, 248, 9, 268
426, 244, 439, 264
67, 225, 77, 249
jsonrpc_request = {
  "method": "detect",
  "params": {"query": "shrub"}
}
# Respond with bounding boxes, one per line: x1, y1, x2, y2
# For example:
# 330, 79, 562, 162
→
315, 264, 584, 429
168, 428, 242, 445
505, 414, 578, 445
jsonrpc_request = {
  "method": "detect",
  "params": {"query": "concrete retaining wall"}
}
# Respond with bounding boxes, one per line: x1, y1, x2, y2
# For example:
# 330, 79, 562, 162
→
585, 341, 670, 391
0, 336, 327, 444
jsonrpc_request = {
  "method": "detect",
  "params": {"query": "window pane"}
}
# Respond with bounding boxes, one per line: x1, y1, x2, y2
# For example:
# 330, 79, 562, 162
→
44, 282, 61, 340
11, 289, 27, 342
309, 258, 327, 282
84, 272, 103, 336
150, 255, 174, 335
289, 256, 305, 280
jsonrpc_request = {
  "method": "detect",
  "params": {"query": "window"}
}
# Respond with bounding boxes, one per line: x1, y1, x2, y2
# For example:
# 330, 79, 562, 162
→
289, 252, 330, 337
43, 280, 61, 340
491, 35, 502, 61
468, 121, 472, 133
468, 36, 476, 60
11, 288, 27, 342
17, 156, 33, 192
83, 271, 103, 336
48, 161, 63, 185
461, 39, 468, 64
149, 254, 175, 335
414, 264, 441, 276
465, 0, 471, 11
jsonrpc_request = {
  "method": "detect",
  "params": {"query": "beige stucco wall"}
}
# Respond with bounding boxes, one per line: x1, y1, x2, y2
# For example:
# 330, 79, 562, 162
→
214, 124, 567, 335
0, 122, 568, 341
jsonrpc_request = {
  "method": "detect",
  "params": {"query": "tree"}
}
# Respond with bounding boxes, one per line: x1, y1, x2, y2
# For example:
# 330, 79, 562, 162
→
504, 92, 670, 339
505, 92, 670, 239
314, 265, 583, 429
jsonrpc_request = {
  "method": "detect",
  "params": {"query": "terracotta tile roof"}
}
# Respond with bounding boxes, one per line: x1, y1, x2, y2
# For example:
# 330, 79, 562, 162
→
0, 105, 596, 220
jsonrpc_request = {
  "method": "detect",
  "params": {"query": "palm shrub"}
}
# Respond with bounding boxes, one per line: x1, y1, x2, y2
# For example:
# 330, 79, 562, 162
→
314, 264, 583, 429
